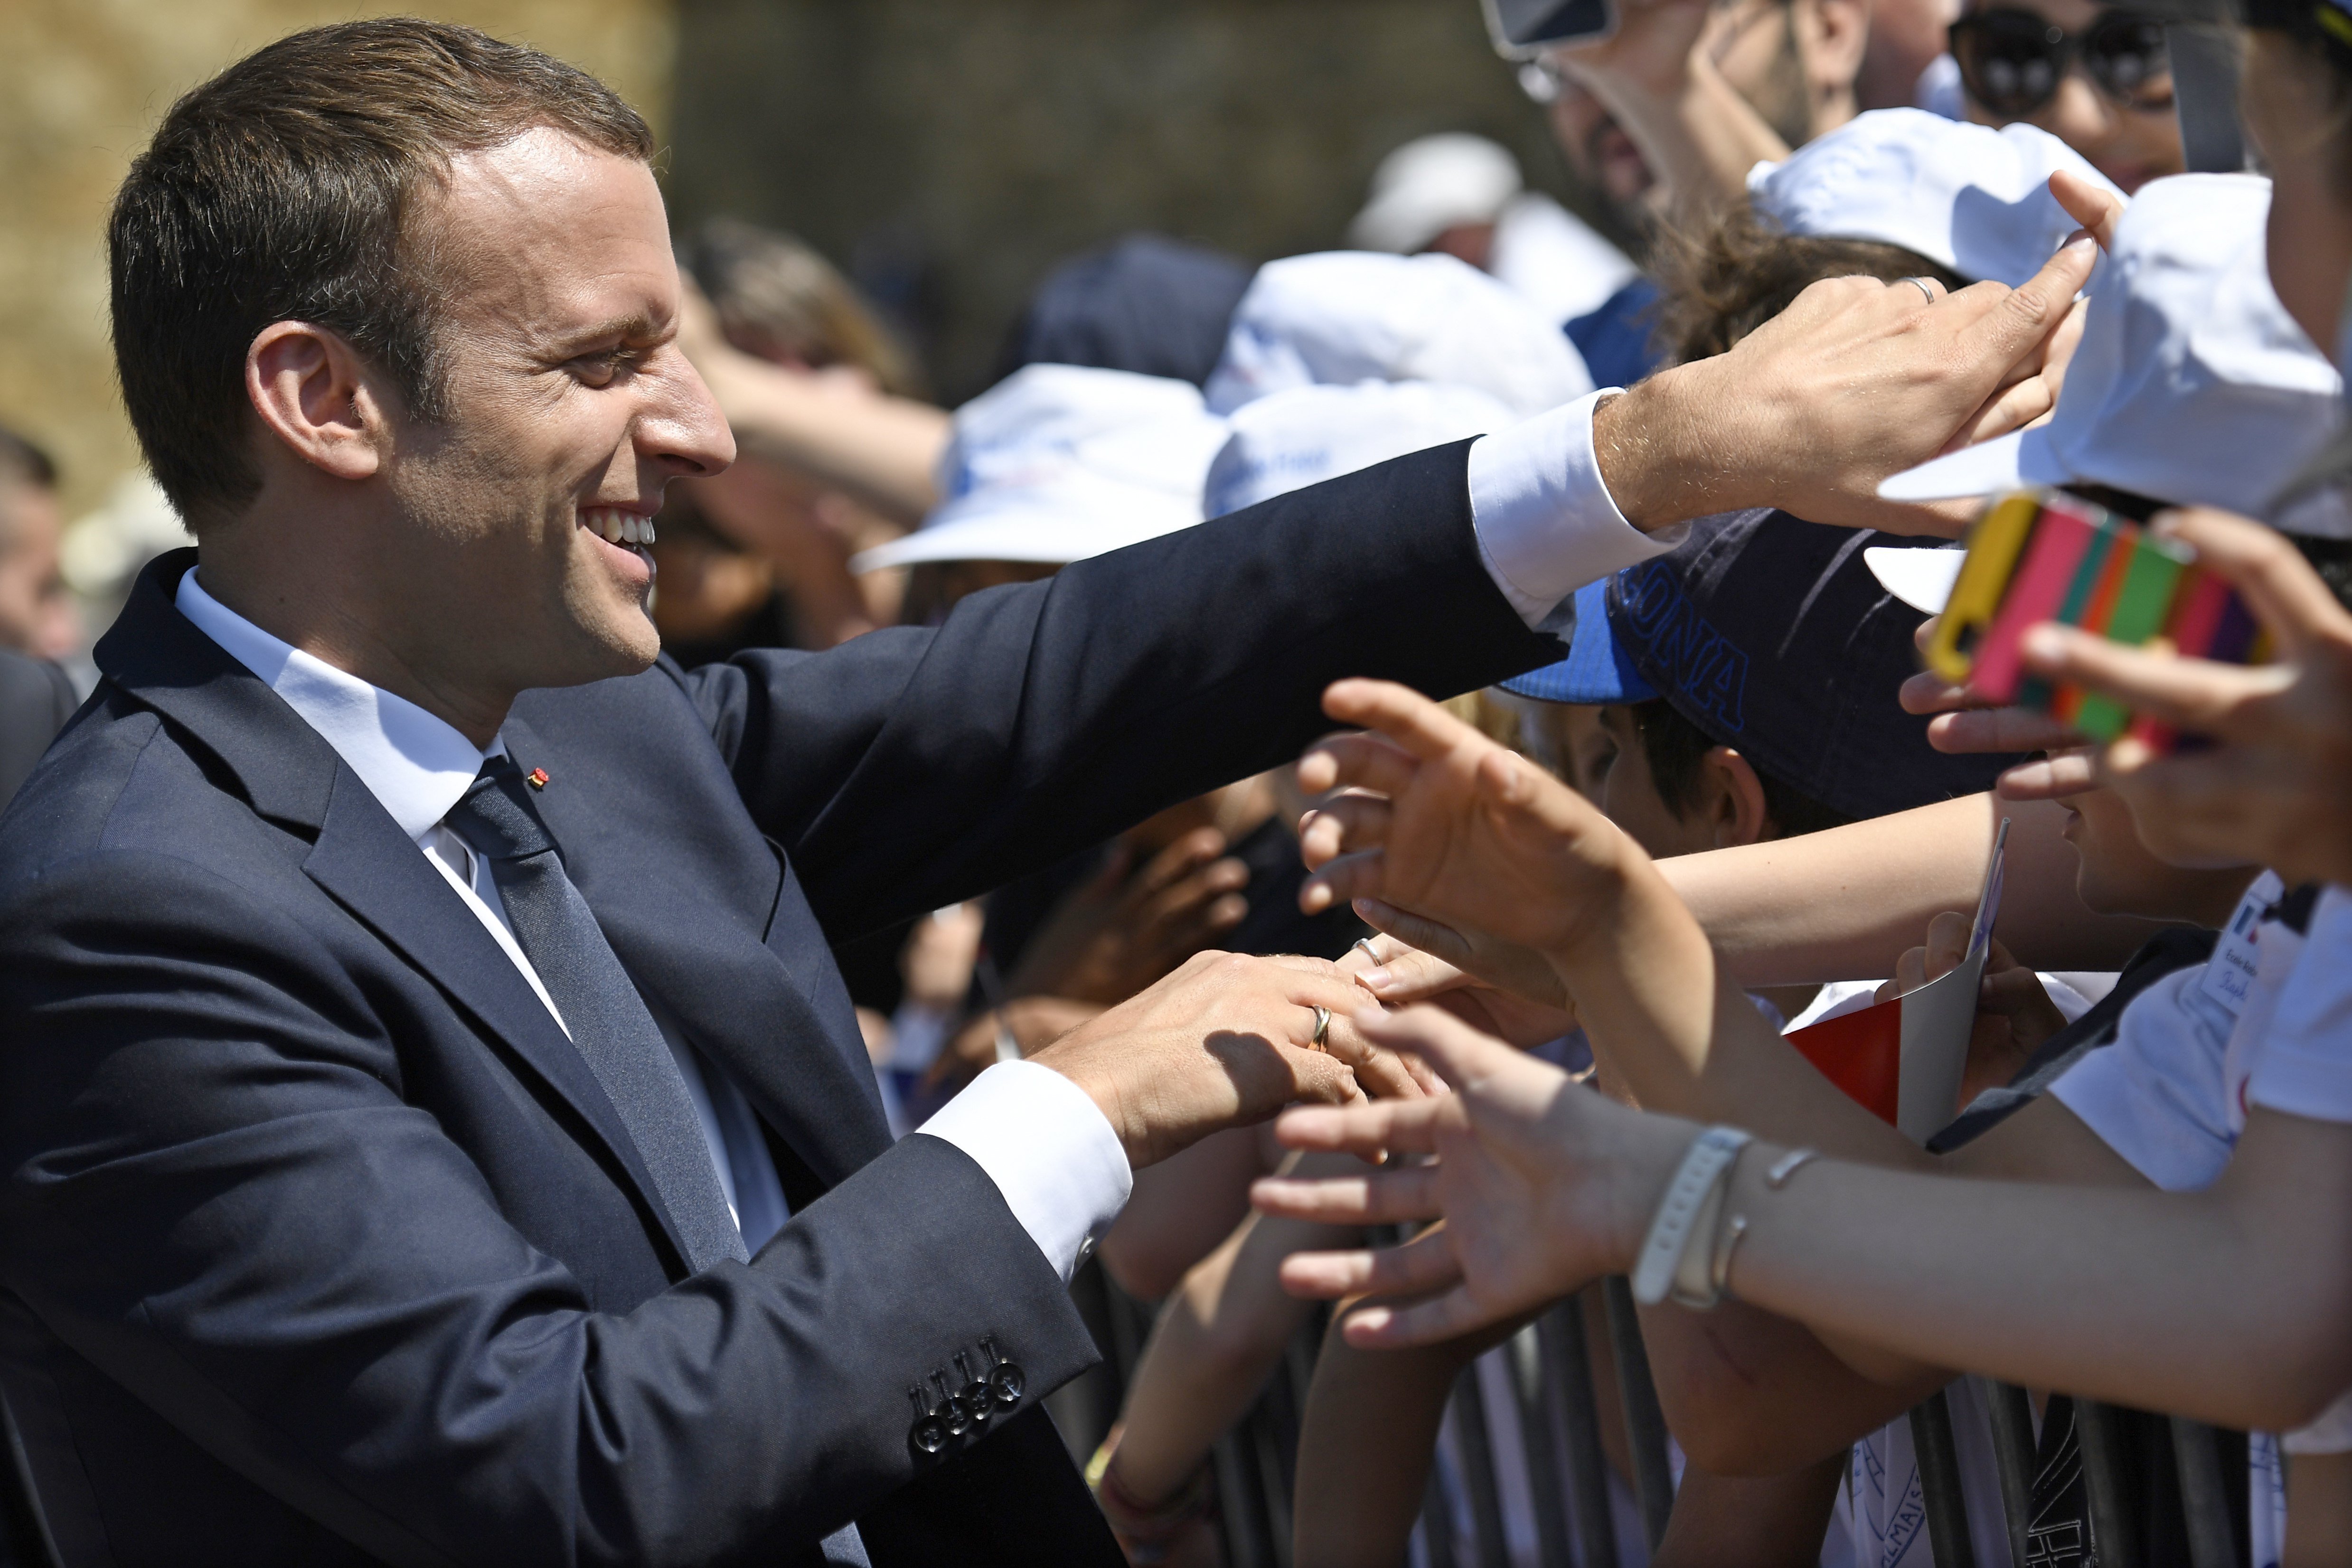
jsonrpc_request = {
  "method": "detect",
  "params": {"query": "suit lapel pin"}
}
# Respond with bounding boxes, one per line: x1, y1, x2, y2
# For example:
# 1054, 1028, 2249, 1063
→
525, 767, 549, 790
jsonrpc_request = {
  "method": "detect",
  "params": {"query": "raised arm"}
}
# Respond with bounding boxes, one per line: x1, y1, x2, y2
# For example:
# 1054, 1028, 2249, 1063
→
677, 287, 950, 526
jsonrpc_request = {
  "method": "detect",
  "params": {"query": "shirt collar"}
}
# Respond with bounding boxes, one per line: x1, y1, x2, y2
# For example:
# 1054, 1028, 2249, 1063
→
175, 568, 499, 842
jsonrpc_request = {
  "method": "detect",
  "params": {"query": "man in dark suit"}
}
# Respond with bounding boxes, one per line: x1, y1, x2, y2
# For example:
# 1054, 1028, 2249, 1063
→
0, 19, 2096, 1568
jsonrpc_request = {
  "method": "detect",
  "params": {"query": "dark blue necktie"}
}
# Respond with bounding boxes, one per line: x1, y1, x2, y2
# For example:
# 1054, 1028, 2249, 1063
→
442, 756, 749, 1273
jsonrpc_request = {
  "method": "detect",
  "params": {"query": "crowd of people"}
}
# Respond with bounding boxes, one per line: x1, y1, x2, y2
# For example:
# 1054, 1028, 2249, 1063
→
0, 0, 2345, 1566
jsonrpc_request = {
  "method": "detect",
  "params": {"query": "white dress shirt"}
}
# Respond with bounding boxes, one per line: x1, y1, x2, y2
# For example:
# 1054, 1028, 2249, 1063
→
171, 427, 1668, 1284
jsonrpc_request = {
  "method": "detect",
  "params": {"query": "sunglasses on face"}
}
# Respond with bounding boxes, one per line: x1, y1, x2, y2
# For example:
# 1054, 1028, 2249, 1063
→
1947, 7, 2172, 118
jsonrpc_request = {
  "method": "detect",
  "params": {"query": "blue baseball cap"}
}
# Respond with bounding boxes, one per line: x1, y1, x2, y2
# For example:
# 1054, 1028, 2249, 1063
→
1499, 581, 1656, 704
1506, 511, 2020, 822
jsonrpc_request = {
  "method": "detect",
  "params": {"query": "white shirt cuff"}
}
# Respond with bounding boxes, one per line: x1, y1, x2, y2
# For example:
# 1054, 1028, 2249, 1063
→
1465, 389, 1686, 625
916, 1059, 1132, 1283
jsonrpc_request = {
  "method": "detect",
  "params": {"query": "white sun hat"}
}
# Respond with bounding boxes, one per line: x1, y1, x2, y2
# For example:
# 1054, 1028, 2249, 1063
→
1201, 251, 1594, 418
1202, 380, 1519, 518
1748, 108, 2121, 286
1868, 174, 2347, 611
851, 365, 1231, 573
1347, 133, 1524, 256
1876, 175, 2342, 514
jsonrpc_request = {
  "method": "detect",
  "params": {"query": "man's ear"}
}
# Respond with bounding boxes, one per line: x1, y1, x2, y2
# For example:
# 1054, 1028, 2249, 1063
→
1699, 745, 1776, 849
245, 322, 392, 484
1796, 0, 1871, 122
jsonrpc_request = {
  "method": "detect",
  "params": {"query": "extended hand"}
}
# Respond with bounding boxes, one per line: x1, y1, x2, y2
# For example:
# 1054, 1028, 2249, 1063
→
1339, 931, 1581, 1051
2017, 508, 2352, 886
1033, 951, 1411, 1169
1598, 234, 2100, 535
1009, 828, 1250, 1006
1295, 679, 1640, 963
1252, 1006, 1696, 1347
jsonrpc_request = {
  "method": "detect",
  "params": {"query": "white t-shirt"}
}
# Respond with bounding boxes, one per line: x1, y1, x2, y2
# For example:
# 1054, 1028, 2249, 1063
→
1845, 874, 2287, 1566
2243, 886, 2352, 1459
2047, 872, 2284, 1190
2045, 870, 2324, 1555
1839, 1376, 2013, 1568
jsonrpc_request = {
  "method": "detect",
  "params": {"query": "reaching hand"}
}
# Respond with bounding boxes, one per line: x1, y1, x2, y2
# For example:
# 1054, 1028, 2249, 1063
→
1336, 929, 1581, 1051
1010, 827, 1251, 1007
1599, 235, 2101, 536
1033, 950, 1427, 1169
1293, 680, 1641, 964
2016, 508, 2352, 886
1252, 1006, 1697, 1347
2051, 168, 2127, 252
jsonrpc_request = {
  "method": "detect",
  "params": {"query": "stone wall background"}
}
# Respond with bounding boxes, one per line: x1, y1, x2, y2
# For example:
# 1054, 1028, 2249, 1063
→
665, 0, 1591, 403
0, 0, 676, 518
2, 0, 1590, 523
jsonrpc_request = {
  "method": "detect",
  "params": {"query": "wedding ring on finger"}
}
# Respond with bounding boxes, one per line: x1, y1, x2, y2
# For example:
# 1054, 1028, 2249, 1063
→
1310, 1005, 1332, 1049
1898, 276, 1938, 307
1353, 937, 1381, 965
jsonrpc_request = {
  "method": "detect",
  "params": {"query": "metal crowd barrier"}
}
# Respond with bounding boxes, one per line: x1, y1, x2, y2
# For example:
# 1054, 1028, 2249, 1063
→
1055, 1259, 2258, 1568
0, 1258, 2257, 1568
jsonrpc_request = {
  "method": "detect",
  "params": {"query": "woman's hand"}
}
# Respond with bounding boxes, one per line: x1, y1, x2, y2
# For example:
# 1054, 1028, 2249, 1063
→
1252, 1005, 1698, 1347
2019, 508, 2352, 885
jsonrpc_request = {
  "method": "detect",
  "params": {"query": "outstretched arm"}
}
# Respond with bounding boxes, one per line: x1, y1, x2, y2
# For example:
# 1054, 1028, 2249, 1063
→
1257, 1010, 2352, 1436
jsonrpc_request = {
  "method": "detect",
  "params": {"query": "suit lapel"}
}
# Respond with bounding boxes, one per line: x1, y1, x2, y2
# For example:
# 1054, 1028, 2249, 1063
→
503, 715, 892, 1192
97, 552, 695, 1268
298, 769, 696, 1266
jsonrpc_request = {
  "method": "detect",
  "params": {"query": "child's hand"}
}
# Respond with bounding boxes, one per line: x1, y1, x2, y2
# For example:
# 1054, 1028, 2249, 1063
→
2019, 507, 2352, 887
1900, 616, 2099, 797
1874, 912, 2066, 1108
1296, 679, 1644, 968
1339, 931, 1581, 1052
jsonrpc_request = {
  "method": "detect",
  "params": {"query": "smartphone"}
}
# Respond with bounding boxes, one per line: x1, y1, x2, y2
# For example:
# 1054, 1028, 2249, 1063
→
1482, 0, 1618, 57
1924, 488, 2267, 753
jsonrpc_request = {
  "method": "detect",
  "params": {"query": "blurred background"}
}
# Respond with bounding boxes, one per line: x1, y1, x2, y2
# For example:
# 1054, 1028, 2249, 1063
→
0, 0, 1596, 625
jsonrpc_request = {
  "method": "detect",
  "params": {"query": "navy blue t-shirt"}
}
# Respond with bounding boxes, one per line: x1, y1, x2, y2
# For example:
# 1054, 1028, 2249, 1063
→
1565, 276, 1663, 390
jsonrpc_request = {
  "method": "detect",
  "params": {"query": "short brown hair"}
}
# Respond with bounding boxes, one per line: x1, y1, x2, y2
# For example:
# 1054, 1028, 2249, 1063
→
110, 18, 655, 526
1649, 203, 1968, 369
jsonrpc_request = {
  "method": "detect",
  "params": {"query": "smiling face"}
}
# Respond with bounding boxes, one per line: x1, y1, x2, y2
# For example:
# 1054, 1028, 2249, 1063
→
379, 127, 734, 697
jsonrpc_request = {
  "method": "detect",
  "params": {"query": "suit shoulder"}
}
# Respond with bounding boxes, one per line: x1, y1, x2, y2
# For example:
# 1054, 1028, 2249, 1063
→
0, 694, 300, 896
0, 692, 165, 870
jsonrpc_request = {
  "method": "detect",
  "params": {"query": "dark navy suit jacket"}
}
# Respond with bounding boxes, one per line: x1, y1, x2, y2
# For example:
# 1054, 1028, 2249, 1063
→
0, 445, 1552, 1567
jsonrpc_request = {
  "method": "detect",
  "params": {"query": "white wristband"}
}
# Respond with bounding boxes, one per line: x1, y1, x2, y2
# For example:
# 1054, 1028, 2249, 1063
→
1630, 1126, 1752, 1308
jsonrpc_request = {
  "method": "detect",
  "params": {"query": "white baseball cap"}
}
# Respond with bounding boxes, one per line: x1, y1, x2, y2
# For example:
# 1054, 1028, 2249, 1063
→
1877, 174, 2343, 522
1202, 380, 1518, 518
1347, 134, 1524, 256
1747, 108, 2120, 286
852, 365, 1230, 573
1201, 251, 1594, 418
